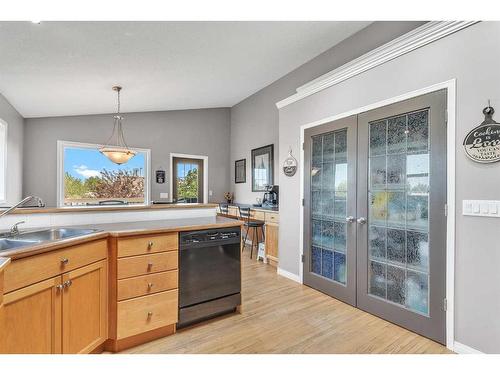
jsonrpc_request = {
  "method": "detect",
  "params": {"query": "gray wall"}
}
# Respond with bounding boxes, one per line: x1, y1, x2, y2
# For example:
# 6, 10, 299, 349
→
230, 22, 425, 204
23, 108, 230, 206
278, 22, 500, 353
0, 93, 23, 205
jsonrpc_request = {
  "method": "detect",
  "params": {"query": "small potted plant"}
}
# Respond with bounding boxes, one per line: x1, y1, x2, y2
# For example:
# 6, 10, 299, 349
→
224, 192, 234, 204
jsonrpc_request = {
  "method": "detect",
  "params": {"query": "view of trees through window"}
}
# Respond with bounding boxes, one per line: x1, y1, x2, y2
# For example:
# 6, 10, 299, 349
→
175, 160, 200, 203
62, 144, 147, 206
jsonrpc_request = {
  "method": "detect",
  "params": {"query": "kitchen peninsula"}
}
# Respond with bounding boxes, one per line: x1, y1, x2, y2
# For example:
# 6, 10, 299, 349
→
0, 204, 243, 354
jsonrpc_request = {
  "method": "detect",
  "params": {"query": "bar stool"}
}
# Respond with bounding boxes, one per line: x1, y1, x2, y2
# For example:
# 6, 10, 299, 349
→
239, 207, 265, 259
219, 203, 229, 215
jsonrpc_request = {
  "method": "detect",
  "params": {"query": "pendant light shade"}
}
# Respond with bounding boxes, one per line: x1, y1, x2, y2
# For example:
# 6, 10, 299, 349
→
99, 86, 137, 165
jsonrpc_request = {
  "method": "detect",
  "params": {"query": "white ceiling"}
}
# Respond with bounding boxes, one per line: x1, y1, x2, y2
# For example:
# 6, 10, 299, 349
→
0, 21, 370, 118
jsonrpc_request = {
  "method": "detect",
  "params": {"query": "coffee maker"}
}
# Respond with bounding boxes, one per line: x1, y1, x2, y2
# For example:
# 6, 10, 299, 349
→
262, 185, 279, 208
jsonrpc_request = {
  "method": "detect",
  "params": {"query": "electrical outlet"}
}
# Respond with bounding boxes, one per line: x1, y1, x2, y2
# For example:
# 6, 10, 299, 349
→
209, 190, 213, 196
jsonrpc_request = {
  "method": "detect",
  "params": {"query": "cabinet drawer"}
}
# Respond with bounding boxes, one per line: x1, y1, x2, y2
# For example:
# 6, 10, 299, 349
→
117, 270, 178, 301
117, 251, 178, 279
265, 212, 279, 223
4, 240, 107, 293
251, 210, 266, 221
117, 233, 178, 258
117, 289, 178, 339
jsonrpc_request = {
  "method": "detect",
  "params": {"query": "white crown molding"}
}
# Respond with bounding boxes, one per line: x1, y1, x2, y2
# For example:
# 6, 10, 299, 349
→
276, 21, 478, 109
453, 341, 484, 354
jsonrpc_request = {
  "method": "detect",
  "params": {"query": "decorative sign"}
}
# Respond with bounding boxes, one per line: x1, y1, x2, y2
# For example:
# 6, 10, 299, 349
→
463, 105, 500, 163
155, 169, 166, 184
283, 147, 298, 177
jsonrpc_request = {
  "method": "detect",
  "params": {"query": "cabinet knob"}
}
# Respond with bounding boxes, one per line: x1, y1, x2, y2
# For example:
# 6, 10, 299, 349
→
147, 282, 154, 290
56, 284, 64, 291
60, 258, 69, 265
147, 311, 153, 318
63, 280, 72, 289
148, 241, 154, 249
147, 262, 153, 271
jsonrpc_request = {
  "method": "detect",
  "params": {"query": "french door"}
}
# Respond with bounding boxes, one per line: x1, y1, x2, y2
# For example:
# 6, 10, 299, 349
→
303, 90, 447, 344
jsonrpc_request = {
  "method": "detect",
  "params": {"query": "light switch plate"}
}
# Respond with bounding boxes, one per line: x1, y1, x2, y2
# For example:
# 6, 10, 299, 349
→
463, 200, 500, 217
160, 192, 169, 199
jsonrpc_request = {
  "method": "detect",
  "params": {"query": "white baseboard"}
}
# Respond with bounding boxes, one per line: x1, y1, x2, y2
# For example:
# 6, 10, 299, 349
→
277, 268, 302, 283
453, 341, 484, 354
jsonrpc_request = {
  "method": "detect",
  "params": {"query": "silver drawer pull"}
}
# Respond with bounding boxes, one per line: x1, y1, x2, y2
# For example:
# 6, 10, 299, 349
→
56, 284, 64, 291
148, 241, 154, 249
60, 258, 69, 265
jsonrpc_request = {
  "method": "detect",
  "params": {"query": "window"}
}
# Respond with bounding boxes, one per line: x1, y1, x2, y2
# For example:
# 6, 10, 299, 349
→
172, 157, 204, 203
0, 119, 6, 203
57, 141, 150, 207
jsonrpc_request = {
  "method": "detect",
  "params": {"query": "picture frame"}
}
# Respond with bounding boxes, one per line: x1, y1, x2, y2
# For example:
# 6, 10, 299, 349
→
251, 144, 274, 192
235, 158, 246, 183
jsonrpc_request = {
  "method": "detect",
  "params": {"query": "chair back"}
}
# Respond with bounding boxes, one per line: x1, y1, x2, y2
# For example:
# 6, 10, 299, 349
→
219, 203, 229, 214
238, 206, 251, 222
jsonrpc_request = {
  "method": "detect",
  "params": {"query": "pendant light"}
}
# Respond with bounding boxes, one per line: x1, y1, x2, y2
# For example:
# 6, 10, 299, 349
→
99, 86, 137, 164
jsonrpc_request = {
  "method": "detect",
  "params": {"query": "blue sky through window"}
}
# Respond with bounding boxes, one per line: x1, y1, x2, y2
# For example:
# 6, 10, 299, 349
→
64, 147, 146, 180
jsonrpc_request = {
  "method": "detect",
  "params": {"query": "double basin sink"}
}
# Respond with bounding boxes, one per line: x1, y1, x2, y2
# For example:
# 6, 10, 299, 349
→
0, 228, 100, 252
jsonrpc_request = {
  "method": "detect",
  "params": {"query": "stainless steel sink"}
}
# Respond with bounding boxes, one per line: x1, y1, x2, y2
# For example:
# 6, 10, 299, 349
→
0, 238, 39, 251
0, 228, 100, 252
15, 228, 99, 242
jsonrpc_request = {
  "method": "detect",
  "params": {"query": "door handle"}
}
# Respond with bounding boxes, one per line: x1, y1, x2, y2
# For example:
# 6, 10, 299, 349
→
345, 216, 356, 223
357, 217, 367, 224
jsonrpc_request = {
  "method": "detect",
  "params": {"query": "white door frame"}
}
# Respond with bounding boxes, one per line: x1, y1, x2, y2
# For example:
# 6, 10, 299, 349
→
169, 153, 209, 203
298, 79, 456, 350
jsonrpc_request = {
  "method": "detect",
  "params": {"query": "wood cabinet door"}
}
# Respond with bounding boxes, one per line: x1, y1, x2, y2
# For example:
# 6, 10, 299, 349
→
62, 260, 108, 354
265, 223, 279, 264
0, 276, 62, 354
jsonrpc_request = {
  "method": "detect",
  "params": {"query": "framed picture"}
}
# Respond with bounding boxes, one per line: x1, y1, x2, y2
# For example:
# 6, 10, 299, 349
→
235, 159, 246, 183
251, 144, 274, 192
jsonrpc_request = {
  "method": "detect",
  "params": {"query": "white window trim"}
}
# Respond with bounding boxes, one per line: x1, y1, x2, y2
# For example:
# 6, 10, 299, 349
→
56, 140, 151, 208
0, 119, 7, 204
169, 153, 208, 204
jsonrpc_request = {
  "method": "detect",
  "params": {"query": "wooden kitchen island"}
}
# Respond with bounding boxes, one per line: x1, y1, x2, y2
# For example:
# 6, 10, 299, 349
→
0, 216, 243, 354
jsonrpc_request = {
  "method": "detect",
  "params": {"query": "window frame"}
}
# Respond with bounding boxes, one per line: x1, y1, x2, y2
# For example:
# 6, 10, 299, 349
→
56, 140, 151, 208
0, 119, 7, 204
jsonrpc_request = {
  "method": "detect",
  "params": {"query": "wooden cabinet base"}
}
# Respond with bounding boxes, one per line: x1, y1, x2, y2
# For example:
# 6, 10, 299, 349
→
105, 324, 176, 352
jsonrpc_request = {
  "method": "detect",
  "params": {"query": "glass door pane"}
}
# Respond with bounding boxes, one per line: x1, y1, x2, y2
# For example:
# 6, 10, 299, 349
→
367, 109, 430, 315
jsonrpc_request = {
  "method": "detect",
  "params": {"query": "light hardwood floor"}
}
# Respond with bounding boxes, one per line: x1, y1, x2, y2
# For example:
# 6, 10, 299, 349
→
122, 253, 451, 354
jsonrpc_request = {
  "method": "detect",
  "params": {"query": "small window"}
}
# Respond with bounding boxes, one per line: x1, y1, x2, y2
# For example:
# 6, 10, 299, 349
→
172, 157, 204, 203
58, 141, 150, 207
0, 119, 6, 203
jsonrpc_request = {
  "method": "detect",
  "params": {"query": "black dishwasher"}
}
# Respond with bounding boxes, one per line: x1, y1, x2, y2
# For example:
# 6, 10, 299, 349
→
178, 226, 241, 328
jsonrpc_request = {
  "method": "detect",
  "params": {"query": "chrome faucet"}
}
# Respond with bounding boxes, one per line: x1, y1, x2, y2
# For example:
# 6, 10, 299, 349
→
0, 196, 44, 219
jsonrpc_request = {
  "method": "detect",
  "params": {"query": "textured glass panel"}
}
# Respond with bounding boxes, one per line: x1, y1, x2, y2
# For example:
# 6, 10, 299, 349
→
312, 191, 322, 218
369, 261, 386, 298
334, 221, 346, 252
387, 154, 406, 190
312, 246, 321, 275
322, 162, 334, 190
369, 192, 387, 226
387, 115, 407, 154
407, 195, 428, 230
321, 190, 334, 219
312, 166, 322, 190
387, 265, 406, 305
387, 191, 406, 228
387, 229, 406, 265
407, 231, 429, 272
334, 252, 346, 284
370, 120, 387, 156
407, 110, 429, 152
370, 156, 386, 190
406, 270, 429, 315
312, 219, 322, 247
407, 153, 429, 194
333, 196, 346, 220
321, 220, 334, 250
369, 226, 386, 261
321, 249, 334, 279
334, 163, 347, 191
335, 129, 347, 162
323, 133, 335, 162
312, 136, 322, 166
